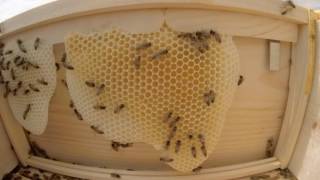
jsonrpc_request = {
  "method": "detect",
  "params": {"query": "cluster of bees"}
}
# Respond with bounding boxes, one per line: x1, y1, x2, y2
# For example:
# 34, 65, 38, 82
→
0, 38, 48, 121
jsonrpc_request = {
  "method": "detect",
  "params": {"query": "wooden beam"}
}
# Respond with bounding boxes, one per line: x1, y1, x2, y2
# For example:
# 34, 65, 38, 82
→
0, 0, 308, 38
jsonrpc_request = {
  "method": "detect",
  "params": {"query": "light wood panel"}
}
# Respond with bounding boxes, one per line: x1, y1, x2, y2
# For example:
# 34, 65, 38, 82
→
0, 118, 18, 177
0, 0, 308, 38
29, 37, 291, 170
26, 156, 280, 180
0, 9, 298, 44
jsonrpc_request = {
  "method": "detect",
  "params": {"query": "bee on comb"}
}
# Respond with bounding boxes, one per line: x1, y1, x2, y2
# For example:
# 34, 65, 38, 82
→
23, 104, 32, 120
4, 50, 13, 55
135, 42, 152, 51
169, 116, 180, 128
37, 78, 48, 86
94, 104, 106, 110
151, 49, 169, 60
17, 39, 27, 53
203, 90, 215, 106
96, 84, 105, 96
133, 56, 141, 69
28, 84, 40, 92
85, 81, 95, 88
55, 62, 60, 71
34, 37, 40, 50
61, 53, 74, 70
114, 104, 125, 114
10, 68, 16, 80
163, 111, 173, 123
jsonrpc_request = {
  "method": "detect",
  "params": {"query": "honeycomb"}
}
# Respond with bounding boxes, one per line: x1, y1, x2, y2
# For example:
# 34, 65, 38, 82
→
65, 24, 239, 172
0, 39, 56, 135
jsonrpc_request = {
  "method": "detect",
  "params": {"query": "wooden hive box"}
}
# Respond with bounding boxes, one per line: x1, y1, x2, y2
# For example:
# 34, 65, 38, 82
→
0, 0, 319, 179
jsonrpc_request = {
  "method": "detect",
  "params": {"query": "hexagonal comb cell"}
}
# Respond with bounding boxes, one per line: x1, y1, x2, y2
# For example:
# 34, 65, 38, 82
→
0, 38, 57, 135
64, 24, 239, 172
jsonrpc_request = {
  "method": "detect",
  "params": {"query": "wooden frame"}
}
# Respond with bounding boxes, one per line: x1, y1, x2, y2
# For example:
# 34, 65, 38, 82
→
0, 1, 316, 179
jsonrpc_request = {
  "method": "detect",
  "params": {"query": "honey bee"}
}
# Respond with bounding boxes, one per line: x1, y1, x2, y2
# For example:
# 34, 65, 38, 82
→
6, 61, 11, 70
62, 62, 74, 70
168, 126, 177, 140
37, 78, 48, 86
169, 116, 180, 128
28, 84, 40, 92
4, 50, 13, 55
203, 90, 215, 106
133, 56, 141, 69
198, 134, 205, 145
175, 140, 181, 153
188, 134, 193, 140
165, 140, 171, 150
17, 39, 27, 53
160, 157, 174, 163
136, 42, 152, 51
17, 81, 22, 89
34, 37, 40, 50
74, 109, 83, 120
195, 31, 211, 41
28, 62, 40, 69
96, 84, 105, 95
200, 144, 207, 157
281, 0, 296, 15
0, 42, 4, 49
61, 53, 74, 70
238, 75, 244, 86
85, 81, 95, 88
90, 125, 104, 134
55, 62, 60, 71
120, 143, 133, 148
213, 32, 222, 43
192, 166, 202, 173
177, 32, 194, 39
3, 82, 11, 98
14, 56, 21, 64
110, 173, 121, 179
10, 68, 15, 80
151, 49, 169, 60
24, 89, 30, 95
16, 58, 26, 67
94, 104, 106, 110
114, 104, 125, 114
69, 100, 74, 108
191, 146, 197, 158
23, 104, 32, 120
61, 79, 68, 88
163, 111, 173, 123
265, 137, 274, 158
111, 141, 120, 151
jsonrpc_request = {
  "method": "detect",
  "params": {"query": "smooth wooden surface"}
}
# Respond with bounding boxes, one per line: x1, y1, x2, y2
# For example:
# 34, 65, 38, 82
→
27, 37, 291, 170
289, 20, 320, 179
0, 9, 298, 43
274, 25, 311, 168
0, 90, 30, 166
0, 118, 18, 177
27, 156, 280, 180
0, 0, 307, 39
